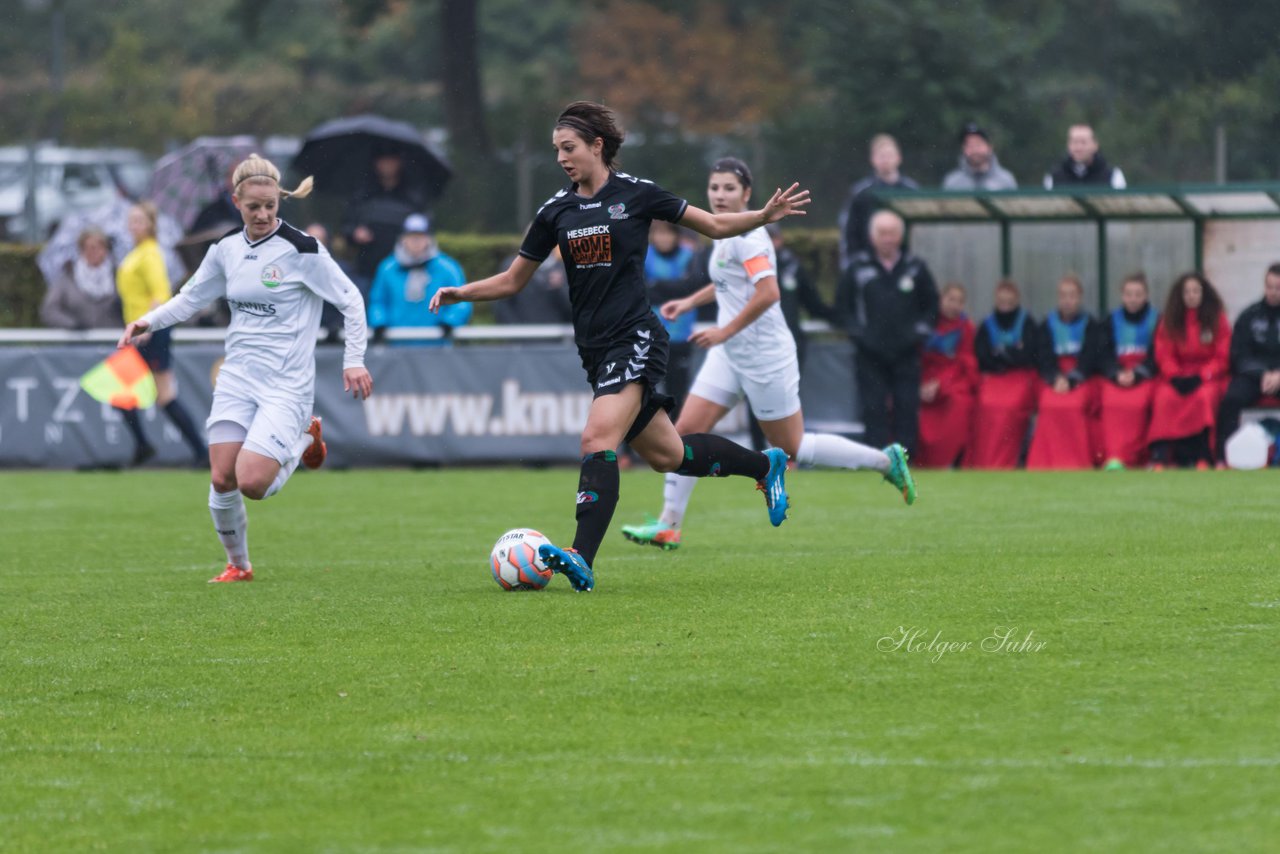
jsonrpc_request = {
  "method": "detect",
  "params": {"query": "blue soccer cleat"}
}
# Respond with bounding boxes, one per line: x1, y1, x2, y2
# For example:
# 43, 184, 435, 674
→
538, 543, 595, 592
756, 447, 790, 527
882, 443, 916, 506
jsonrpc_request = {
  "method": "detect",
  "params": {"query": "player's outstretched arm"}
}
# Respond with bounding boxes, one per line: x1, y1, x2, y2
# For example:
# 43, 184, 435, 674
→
680, 183, 810, 240
430, 256, 541, 312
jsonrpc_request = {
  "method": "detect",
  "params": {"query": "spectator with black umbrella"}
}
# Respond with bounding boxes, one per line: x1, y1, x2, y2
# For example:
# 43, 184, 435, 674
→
292, 114, 452, 285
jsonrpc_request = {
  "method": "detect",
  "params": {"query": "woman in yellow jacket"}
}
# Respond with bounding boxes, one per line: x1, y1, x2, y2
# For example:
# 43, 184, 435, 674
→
117, 202, 207, 466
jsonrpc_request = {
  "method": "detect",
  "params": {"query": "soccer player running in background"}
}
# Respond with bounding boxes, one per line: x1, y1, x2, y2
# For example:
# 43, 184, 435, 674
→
430, 102, 808, 592
118, 154, 373, 583
621, 158, 915, 552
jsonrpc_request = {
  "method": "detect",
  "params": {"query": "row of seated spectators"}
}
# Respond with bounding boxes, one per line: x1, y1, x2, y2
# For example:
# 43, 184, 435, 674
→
919, 266, 1280, 470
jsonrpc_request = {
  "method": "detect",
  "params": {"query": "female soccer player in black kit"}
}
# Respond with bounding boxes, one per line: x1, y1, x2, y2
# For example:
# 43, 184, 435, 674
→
431, 101, 810, 592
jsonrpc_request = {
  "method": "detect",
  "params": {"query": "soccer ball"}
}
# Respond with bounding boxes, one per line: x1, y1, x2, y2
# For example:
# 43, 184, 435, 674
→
490, 528, 554, 590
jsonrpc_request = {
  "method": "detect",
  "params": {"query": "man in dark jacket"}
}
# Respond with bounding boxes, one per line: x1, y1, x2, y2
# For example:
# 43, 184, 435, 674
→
835, 210, 939, 453
1043, 124, 1126, 188
839, 134, 919, 270
1216, 263, 1280, 460
342, 148, 427, 283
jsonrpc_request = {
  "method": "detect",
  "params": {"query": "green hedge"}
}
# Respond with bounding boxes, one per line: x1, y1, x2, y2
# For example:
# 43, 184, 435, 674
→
0, 243, 43, 327
0, 230, 843, 328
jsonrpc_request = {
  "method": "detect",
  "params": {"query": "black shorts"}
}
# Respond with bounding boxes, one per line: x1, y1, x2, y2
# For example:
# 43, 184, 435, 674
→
580, 317, 675, 443
137, 327, 173, 372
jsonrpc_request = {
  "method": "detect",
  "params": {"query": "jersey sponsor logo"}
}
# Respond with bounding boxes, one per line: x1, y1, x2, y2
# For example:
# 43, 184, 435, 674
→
228, 299, 277, 317
244, 254, 258, 260
608, 203, 629, 220
899, 275, 915, 293
577, 490, 599, 504
261, 264, 284, 289
579, 201, 602, 209
597, 375, 622, 388
567, 225, 612, 267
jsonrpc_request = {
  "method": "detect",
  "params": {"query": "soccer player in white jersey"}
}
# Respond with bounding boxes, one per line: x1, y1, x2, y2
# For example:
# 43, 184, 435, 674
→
621, 158, 916, 551
117, 154, 373, 583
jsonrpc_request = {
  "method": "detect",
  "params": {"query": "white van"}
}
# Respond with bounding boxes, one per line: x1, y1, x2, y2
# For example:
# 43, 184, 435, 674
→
0, 145, 152, 243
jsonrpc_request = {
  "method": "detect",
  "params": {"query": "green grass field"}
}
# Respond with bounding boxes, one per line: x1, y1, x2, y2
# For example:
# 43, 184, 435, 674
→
2, 467, 1277, 852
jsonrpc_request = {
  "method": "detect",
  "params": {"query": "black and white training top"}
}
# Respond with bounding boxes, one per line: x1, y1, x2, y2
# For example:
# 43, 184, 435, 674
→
138, 220, 367, 397
520, 171, 688, 350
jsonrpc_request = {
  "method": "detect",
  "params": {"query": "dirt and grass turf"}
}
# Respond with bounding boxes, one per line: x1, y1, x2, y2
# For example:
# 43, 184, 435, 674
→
1, 468, 1276, 851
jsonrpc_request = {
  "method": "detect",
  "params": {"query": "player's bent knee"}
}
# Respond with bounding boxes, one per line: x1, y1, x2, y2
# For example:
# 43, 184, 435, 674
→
238, 479, 271, 501
210, 471, 238, 493
645, 447, 684, 473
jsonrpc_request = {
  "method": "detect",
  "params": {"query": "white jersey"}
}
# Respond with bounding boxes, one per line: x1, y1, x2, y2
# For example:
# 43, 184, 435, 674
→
139, 220, 367, 398
708, 226, 795, 372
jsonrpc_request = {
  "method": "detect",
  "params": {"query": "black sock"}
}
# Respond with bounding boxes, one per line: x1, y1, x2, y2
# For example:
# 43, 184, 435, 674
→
163, 400, 206, 457
118, 406, 150, 448
571, 450, 620, 567
675, 433, 769, 480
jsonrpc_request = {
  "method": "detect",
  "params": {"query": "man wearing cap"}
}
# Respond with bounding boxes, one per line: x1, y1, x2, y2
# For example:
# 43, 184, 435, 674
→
942, 123, 1019, 191
367, 213, 471, 343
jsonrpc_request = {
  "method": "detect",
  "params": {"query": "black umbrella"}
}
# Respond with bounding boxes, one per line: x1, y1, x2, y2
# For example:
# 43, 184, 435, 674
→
291, 114, 452, 201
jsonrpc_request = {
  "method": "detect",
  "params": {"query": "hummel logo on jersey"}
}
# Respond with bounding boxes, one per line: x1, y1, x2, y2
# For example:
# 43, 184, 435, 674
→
579, 201, 602, 209
244, 254, 258, 260
597, 376, 622, 388
608, 203, 629, 220
633, 343, 650, 357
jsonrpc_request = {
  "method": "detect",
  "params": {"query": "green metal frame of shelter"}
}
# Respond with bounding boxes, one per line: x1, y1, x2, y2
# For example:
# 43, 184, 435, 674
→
874, 182, 1280, 313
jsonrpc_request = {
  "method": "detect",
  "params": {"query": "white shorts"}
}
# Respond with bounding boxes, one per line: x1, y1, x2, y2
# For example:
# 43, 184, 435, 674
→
206, 370, 311, 465
689, 346, 802, 421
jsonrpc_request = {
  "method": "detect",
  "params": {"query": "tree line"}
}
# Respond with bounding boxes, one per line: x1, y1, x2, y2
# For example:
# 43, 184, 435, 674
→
3, 0, 1278, 230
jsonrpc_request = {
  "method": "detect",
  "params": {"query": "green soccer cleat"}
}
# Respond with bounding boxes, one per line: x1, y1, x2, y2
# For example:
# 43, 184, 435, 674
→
883, 443, 917, 506
621, 518, 682, 550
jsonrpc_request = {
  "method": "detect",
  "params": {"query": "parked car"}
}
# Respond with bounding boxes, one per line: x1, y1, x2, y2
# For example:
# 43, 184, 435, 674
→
0, 145, 152, 243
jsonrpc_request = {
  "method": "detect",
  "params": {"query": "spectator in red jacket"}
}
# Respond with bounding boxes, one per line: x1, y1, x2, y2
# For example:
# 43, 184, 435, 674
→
1147, 272, 1230, 469
970, 279, 1039, 469
916, 282, 978, 467
1027, 274, 1105, 469
1097, 272, 1159, 469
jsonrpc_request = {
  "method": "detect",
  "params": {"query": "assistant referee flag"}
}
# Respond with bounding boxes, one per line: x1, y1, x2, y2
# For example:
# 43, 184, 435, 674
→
79, 345, 157, 409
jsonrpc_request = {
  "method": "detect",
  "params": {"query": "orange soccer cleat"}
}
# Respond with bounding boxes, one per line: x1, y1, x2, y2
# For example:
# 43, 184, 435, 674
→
209, 563, 253, 583
301, 416, 327, 470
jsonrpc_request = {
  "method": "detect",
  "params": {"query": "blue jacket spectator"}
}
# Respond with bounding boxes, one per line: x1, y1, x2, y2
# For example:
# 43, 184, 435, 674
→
645, 220, 696, 341
368, 214, 471, 342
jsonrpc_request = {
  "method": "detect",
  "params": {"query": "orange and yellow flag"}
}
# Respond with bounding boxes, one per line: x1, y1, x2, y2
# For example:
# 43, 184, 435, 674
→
79, 346, 157, 409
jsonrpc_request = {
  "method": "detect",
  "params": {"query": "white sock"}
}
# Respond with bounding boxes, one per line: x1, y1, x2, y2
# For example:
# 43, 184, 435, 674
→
797, 432, 889, 472
264, 433, 313, 499
209, 484, 249, 568
659, 473, 699, 528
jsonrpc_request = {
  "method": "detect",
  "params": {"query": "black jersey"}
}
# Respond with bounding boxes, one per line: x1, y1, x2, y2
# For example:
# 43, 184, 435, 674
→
519, 171, 688, 350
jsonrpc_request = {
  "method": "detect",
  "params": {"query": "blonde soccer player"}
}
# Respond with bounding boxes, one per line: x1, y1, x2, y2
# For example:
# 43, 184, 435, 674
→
118, 154, 373, 583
